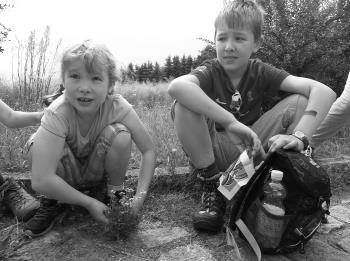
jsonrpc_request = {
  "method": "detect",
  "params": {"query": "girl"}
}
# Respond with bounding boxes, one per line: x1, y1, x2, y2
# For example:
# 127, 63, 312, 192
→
24, 40, 155, 237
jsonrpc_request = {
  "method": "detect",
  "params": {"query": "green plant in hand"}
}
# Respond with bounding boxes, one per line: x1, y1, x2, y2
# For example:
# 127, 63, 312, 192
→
104, 188, 140, 239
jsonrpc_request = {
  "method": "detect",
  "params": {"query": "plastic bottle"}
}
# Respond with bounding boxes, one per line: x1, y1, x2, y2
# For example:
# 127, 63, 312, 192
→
261, 170, 286, 216
255, 170, 287, 249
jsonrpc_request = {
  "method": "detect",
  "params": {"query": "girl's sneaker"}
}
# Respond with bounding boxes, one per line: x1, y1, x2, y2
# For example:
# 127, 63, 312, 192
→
23, 198, 66, 237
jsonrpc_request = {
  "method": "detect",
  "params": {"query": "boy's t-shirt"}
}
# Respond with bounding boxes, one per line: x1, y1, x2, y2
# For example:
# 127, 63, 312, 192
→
40, 93, 132, 159
191, 59, 289, 129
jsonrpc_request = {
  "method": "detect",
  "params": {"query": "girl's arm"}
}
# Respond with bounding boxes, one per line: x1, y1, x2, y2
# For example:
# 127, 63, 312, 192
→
32, 127, 109, 223
0, 100, 43, 128
122, 109, 156, 213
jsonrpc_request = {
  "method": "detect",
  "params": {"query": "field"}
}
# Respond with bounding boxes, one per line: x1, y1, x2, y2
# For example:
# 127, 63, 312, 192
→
0, 81, 188, 172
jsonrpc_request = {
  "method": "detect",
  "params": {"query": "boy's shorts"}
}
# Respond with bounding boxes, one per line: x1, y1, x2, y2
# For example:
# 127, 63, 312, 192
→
25, 123, 129, 189
171, 94, 307, 171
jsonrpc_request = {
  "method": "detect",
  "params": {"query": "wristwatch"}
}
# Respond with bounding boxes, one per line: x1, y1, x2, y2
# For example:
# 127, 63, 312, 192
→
292, 130, 309, 150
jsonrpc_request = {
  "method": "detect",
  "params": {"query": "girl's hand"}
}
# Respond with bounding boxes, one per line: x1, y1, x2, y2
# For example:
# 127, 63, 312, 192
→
225, 121, 262, 158
130, 194, 146, 215
86, 198, 110, 224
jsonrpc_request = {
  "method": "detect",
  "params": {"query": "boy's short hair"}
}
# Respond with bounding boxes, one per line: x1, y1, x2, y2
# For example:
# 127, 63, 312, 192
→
61, 40, 118, 88
214, 0, 265, 41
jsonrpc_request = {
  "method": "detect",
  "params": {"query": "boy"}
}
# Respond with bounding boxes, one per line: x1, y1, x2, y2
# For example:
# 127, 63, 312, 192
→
168, 0, 336, 232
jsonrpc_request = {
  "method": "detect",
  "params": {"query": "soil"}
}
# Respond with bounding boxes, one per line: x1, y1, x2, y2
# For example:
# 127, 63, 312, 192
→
1, 169, 350, 261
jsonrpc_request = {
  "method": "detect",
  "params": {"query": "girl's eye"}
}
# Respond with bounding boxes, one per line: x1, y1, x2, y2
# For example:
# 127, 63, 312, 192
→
236, 37, 246, 41
92, 76, 102, 81
217, 37, 225, 42
69, 73, 80, 79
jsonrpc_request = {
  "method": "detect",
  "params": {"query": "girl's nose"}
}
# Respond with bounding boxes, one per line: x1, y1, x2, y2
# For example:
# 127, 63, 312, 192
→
79, 80, 91, 93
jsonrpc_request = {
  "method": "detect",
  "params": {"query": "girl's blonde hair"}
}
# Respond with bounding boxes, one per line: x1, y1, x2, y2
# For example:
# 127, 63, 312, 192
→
214, 0, 265, 41
61, 40, 118, 88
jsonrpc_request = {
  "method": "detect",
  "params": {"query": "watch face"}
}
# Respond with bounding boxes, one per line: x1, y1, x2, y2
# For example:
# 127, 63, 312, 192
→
294, 131, 304, 138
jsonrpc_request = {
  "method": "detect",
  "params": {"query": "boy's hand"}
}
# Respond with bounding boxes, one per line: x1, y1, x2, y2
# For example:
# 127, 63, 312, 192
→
225, 121, 262, 158
268, 134, 304, 154
85, 198, 110, 224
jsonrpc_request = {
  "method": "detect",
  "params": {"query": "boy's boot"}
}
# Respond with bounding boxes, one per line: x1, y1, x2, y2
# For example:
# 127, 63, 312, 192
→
0, 174, 40, 221
23, 198, 66, 237
192, 163, 226, 232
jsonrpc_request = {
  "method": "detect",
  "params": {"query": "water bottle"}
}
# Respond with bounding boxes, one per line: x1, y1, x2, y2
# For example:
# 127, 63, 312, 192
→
262, 170, 286, 215
255, 170, 287, 249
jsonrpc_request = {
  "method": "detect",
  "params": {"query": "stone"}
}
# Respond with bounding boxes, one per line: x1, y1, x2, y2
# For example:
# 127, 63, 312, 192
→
158, 244, 215, 261
137, 227, 190, 248
318, 215, 344, 234
286, 239, 350, 261
334, 237, 350, 253
330, 205, 350, 223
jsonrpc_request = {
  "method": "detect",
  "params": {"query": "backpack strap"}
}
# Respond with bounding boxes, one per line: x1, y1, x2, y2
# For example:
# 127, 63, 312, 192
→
235, 219, 262, 261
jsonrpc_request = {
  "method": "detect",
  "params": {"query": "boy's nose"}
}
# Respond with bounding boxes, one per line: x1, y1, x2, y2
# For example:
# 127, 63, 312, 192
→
225, 40, 236, 51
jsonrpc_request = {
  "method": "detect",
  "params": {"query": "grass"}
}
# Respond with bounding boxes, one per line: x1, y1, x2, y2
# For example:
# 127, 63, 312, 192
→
0, 81, 187, 172
1, 79, 350, 173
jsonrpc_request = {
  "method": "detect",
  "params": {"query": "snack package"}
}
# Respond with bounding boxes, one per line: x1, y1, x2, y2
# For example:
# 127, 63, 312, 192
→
218, 150, 255, 200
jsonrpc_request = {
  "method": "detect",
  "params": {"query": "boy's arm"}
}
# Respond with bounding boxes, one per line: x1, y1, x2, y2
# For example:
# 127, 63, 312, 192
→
122, 109, 156, 213
269, 75, 336, 152
0, 100, 43, 128
32, 127, 109, 223
168, 75, 262, 156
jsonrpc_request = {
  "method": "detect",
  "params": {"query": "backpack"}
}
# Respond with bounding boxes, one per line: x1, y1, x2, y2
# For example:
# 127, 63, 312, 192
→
226, 149, 331, 260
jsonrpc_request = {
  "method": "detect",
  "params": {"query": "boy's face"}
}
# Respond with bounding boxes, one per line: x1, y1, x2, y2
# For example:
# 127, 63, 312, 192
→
215, 23, 259, 75
63, 58, 112, 117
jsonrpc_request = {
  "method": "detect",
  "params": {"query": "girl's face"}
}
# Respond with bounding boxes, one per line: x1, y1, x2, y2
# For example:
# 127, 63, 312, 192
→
63, 58, 111, 117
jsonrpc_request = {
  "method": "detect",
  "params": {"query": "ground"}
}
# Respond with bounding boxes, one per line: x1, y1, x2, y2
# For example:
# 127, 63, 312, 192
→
1, 164, 350, 261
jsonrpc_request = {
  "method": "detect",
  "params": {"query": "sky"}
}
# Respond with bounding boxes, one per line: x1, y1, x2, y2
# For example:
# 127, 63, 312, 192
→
0, 0, 223, 80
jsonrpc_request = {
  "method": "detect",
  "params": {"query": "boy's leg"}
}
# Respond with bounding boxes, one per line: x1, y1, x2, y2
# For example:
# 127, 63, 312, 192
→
251, 94, 308, 150
172, 102, 225, 232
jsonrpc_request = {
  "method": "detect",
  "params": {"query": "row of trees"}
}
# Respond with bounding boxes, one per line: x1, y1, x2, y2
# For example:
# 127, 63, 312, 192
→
119, 47, 215, 83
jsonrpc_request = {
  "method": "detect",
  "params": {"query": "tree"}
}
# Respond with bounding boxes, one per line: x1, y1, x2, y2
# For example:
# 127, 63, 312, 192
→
153, 62, 161, 82
256, 0, 350, 94
0, 4, 12, 54
164, 55, 172, 79
172, 55, 181, 78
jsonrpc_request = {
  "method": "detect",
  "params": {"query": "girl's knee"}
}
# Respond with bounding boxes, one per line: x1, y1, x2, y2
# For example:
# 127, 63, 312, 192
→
111, 131, 132, 152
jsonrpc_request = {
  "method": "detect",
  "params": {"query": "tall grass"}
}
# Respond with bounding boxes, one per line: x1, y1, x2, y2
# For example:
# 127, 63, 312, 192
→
1, 79, 349, 173
0, 80, 188, 172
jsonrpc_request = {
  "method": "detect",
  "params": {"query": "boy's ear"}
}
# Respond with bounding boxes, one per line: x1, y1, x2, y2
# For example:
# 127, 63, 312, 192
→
253, 35, 264, 52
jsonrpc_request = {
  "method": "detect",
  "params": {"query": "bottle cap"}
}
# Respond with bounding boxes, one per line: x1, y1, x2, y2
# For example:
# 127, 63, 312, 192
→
271, 170, 283, 181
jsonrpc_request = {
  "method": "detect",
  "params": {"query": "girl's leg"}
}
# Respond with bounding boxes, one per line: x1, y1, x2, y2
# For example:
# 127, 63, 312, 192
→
105, 128, 132, 191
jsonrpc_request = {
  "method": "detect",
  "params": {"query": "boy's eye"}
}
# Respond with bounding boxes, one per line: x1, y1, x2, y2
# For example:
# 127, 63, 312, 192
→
236, 36, 246, 41
217, 36, 226, 42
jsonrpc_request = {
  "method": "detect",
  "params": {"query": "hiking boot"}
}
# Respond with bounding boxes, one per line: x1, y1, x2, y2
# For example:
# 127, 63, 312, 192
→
0, 175, 40, 221
193, 180, 226, 232
23, 198, 66, 237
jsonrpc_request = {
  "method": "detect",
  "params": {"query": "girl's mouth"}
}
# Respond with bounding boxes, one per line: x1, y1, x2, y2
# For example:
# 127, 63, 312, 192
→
77, 97, 93, 102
